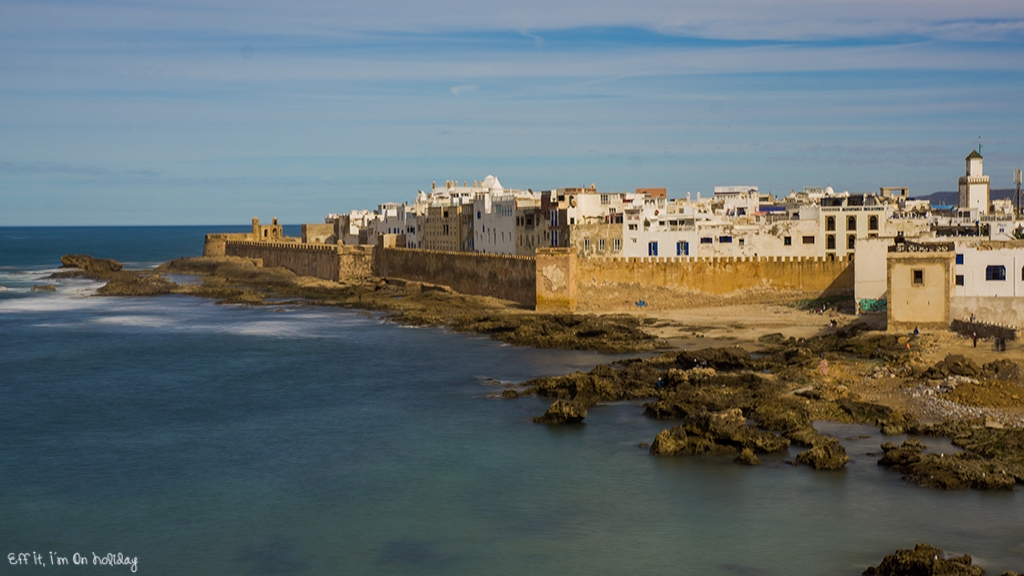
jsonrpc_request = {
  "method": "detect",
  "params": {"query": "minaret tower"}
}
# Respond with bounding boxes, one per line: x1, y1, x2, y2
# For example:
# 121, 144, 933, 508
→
958, 149, 991, 215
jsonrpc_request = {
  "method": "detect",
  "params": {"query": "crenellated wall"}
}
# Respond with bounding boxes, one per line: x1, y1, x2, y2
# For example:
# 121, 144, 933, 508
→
203, 233, 251, 257
539, 249, 854, 311
205, 229, 853, 311
375, 246, 537, 307
225, 241, 341, 281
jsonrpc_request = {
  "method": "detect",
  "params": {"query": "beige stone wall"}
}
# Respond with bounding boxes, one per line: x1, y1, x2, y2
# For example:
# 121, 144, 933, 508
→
339, 245, 374, 279
374, 246, 536, 307
887, 252, 954, 332
536, 248, 577, 312
204, 233, 251, 257
225, 241, 341, 281
301, 223, 336, 244
950, 296, 1024, 332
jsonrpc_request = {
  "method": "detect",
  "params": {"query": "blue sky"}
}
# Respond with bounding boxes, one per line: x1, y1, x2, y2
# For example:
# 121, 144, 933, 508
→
2, 0, 1023, 225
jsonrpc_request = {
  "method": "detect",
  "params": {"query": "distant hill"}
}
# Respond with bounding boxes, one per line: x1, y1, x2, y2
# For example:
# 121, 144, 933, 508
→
911, 189, 1019, 207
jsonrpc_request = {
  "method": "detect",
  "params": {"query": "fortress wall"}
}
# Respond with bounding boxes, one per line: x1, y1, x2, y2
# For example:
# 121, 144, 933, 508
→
539, 251, 854, 312
225, 241, 340, 281
339, 245, 374, 279
375, 247, 536, 307
204, 233, 251, 257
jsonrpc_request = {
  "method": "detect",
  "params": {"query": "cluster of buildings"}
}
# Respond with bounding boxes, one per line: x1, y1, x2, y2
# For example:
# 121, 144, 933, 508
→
273, 149, 1024, 330
308, 151, 1015, 262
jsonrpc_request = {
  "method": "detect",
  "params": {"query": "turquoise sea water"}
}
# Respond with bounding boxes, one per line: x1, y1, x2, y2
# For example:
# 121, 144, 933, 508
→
1, 227, 1023, 575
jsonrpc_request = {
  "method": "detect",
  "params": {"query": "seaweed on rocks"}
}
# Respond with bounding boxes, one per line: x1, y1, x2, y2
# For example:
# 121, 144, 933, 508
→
878, 439, 1017, 490
649, 408, 790, 457
863, 543, 984, 576
794, 436, 849, 470
533, 400, 588, 424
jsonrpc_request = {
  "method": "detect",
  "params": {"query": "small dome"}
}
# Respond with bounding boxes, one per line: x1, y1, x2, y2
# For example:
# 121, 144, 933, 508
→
482, 174, 503, 193
824, 185, 834, 195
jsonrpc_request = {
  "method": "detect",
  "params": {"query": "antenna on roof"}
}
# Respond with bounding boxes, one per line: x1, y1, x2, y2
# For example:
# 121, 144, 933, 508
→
978, 136, 982, 155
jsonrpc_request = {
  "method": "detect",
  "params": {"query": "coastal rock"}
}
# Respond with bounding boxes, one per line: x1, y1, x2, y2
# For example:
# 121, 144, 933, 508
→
650, 408, 790, 457
96, 274, 177, 296
533, 400, 587, 424
862, 543, 983, 576
31, 284, 56, 292
795, 436, 849, 470
878, 439, 925, 469
734, 447, 761, 465
878, 439, 1017, 490
60, 254, 123, 275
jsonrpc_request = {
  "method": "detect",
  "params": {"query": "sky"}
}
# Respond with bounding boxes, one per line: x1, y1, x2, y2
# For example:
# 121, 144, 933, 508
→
2, 0, 1023, 225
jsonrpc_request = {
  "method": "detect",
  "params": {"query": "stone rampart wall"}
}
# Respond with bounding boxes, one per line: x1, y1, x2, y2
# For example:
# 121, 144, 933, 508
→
375, 247, 536, 307
225, 241, 340, 281
539, 251, 854, 311
339, 245, 374, 279
204, 233, 251, 257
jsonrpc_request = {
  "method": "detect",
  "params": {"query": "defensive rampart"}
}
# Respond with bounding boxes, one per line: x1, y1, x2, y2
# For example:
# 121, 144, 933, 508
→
538, 249, 854, 312
374, 247, 537, 307
203, 233, 251, 257
224, 241, 341, 281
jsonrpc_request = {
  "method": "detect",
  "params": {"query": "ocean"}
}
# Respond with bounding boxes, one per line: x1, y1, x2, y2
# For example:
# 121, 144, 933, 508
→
1, 226, 1022, 575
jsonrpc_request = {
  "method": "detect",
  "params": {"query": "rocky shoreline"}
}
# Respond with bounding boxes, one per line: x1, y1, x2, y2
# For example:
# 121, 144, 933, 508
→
51, 253, 1024, 573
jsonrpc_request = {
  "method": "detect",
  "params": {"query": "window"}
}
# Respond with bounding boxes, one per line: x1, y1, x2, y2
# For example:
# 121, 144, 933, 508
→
784, 236, 792, 246
955, 254, 964, 265
826, 216, 836, 231
648, 242, 659, 256
738, 238, 745, 246
677, 241, 689, 256
598, 238, 606, 251
613, 238, 621, 251
719, 236, 733, 243
869, 215, 879, 231
601, 194, 610, 205
570, 217, 575, 225
700, 237, 713, 244
802, 236, 815, 244
847, 235, 856, 250
913, 269, 924, 285
551, 211, 558, 227
826, 234, 836, 250
551, 230, 559, 247
584, 238, 591, 250
956, 275, 964, 286
628, 224, 638, 231
847, 216, 856, 230
986, 265, 1006, 281
477, 211, 481, 219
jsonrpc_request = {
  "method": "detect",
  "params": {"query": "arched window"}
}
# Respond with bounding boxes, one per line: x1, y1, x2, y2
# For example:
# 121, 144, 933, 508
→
847, 216, 857, 230
869, 215, 879, 230
826, 216, 835, 231
826, 235, 836, 250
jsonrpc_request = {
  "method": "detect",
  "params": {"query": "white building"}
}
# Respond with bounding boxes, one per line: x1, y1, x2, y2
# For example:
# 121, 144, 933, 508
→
958, 150, 991, 217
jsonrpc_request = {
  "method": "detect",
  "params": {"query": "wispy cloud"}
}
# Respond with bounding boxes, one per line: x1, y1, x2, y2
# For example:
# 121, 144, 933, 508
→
450, 84, 478, 96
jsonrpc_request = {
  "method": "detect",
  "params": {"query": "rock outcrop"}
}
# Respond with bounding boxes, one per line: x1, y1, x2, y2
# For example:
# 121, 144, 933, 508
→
795, 436, 849, 470
60, 254, 123, 275
649, 408, 790, 457
878, 439, 1017, 490
863, 543, 983, 576
923, 355, 981, 379
96, 274, 177, 296
31, 284, 56, 292
532, 400, 588, 424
